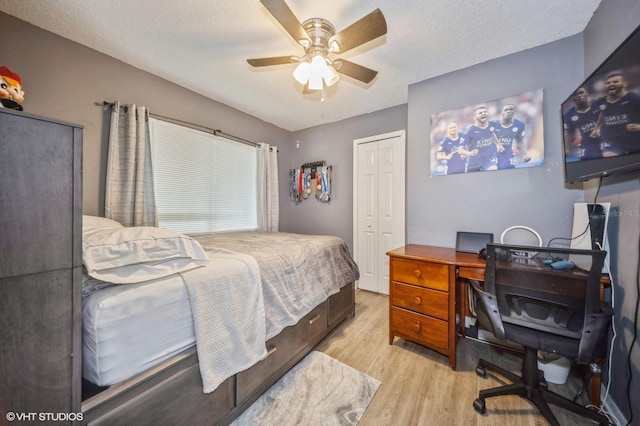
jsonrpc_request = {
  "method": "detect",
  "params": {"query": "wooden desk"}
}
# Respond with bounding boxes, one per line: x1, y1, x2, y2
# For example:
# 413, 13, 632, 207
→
387, 244, 607, 406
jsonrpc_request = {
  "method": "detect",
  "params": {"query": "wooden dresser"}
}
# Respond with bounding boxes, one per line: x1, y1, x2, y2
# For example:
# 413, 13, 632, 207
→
0, 109, 83, 417
388, 245, 479, 370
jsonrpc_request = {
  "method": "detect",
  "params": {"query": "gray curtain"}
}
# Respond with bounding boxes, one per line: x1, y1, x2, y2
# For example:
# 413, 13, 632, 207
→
105, 101, 158, 227
257, 143, 279, 231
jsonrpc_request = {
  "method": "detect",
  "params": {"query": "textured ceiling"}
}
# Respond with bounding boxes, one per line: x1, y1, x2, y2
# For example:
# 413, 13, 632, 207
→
0, 0, 601, 131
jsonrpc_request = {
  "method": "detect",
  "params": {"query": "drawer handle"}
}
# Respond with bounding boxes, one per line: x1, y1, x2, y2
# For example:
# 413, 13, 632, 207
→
308, 314, 321, 325
266, 345, 277, 357
414, 269, 422, 278
414, 322, 421, 333
413, 296, 422, 305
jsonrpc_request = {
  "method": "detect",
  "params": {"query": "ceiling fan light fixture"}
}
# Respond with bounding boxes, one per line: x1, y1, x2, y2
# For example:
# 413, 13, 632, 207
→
308, 55, 327, 90
308, 74, 323, 91
311, 54, 327, 72
293, 60, 311, 85
323, 64, 339, 87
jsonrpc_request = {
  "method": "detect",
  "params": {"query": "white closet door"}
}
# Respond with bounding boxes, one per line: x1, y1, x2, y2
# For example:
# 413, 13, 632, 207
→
353, 131, 406, 295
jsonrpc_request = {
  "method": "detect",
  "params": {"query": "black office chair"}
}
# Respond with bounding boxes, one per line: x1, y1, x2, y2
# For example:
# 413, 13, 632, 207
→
470, 243, 612, 426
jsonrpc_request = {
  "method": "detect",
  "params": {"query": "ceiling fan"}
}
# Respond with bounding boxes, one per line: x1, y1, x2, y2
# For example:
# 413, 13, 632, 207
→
247, 0, 387, 93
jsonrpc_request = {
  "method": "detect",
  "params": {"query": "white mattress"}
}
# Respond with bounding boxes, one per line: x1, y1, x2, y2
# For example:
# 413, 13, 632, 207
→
82, 275, 196, 387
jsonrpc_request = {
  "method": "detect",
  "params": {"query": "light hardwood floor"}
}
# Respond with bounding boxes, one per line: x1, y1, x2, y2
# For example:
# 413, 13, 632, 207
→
315, 289, 603, 426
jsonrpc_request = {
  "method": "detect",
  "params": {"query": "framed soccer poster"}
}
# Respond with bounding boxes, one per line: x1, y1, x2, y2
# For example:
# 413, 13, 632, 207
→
430, 89, 544, 176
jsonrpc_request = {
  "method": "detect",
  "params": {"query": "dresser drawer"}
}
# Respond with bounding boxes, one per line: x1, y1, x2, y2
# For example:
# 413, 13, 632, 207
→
390, 307, 448, 352
391, 258, 449, 291
391, 282, 448, 321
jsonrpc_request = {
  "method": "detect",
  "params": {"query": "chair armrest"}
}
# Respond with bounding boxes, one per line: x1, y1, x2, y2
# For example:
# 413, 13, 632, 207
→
469, 279, 506, 341
576, 303, 613, 364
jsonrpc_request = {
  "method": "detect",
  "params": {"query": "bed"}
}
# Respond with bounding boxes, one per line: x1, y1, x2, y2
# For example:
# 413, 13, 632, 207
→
79, 216, 359, 425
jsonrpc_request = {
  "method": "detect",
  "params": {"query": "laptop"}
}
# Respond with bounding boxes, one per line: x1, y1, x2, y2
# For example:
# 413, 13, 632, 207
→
455, 231, 494, 254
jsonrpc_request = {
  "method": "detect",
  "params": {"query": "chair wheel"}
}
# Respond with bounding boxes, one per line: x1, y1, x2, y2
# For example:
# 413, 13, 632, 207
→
473, 398, 486, 414
476, 366, 487, 378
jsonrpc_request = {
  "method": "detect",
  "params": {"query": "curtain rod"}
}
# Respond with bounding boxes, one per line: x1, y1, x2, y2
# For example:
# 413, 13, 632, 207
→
100, 101, 259, 148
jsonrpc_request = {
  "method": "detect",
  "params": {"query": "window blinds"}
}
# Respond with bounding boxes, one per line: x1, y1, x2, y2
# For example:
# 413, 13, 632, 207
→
149, 118, 257, 234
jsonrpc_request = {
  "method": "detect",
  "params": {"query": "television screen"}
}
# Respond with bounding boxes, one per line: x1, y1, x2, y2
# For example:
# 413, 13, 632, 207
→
562, 24, 640, 183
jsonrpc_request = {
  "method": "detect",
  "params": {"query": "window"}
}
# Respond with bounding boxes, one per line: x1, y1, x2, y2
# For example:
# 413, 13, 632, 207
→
149, 118, 257, 234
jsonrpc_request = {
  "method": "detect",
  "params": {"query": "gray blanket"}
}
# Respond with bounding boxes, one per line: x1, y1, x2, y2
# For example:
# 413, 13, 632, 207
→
192, 231, 360, 339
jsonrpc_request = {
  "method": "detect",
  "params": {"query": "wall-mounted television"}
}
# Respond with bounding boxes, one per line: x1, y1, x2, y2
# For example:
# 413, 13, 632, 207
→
561, 24, 640, 184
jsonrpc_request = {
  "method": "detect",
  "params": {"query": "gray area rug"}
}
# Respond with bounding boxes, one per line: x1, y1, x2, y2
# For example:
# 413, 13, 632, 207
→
232, 351, 381, 425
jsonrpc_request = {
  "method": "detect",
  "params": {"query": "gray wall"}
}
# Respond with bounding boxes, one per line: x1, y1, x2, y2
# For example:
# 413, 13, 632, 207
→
407, 35, 585, 247
404, 2, 640, 416
3, 0, 638, 419
582, 0, 640, 419
0, 12, 293, 225
289, 105, 407, 249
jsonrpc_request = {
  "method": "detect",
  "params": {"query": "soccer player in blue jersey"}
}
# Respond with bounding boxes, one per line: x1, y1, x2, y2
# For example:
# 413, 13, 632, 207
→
591, 72, 640, 156
563, 87, 602, 160
436, 122, 466, 174
460, 105, 498, 172
492, 104, 530, 169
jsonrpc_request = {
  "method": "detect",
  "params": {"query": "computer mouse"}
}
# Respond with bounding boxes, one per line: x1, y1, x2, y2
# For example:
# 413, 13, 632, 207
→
550, 260, 575, 270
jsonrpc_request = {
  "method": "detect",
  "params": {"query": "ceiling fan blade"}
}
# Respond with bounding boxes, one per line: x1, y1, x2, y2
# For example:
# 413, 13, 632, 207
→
334, 59, 378, 84
329, 8, 387, 54
247, 56, 297, 67
260, 0, 310, 46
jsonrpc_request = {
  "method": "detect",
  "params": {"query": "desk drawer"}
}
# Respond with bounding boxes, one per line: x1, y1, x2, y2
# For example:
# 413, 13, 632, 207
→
391, 282, 448, 321
391, 307, 448, 351
459, 266, 485, 281
391, 258, 449, 291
